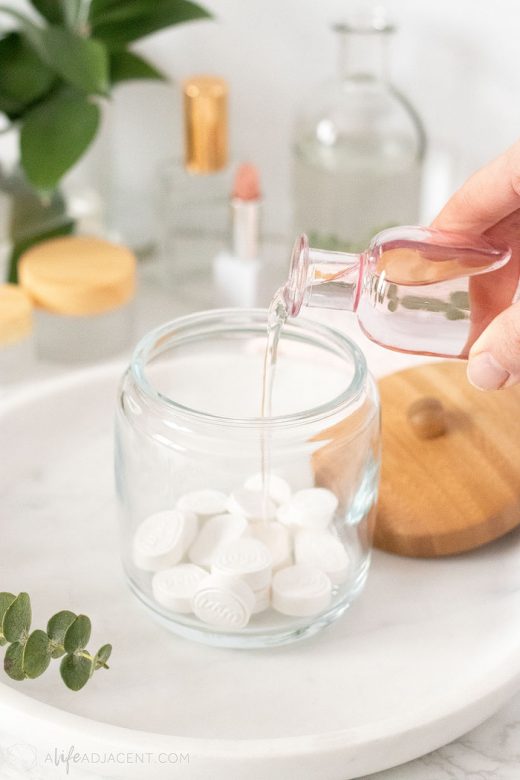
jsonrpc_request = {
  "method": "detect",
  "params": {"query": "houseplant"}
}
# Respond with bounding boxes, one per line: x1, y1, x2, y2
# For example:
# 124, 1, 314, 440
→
0, 0, 211, 281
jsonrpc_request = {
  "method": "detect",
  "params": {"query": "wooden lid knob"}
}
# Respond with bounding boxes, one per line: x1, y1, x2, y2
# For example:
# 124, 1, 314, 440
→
407, 397, 447, 439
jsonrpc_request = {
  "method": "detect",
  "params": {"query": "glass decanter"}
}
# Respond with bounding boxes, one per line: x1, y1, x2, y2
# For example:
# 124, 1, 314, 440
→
281, 226, 513, 359
292, 8, 425, 252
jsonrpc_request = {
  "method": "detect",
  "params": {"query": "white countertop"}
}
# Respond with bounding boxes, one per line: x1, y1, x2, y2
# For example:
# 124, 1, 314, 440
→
2, 262, 519, 780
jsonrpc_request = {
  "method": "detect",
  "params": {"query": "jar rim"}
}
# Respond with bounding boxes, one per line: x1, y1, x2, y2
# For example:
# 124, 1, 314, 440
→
130, 309, 368, 429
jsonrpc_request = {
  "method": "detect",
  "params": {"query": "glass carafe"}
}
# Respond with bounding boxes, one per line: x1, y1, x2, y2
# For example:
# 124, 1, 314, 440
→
281, 226, 513, 359
292, 9, 425, 253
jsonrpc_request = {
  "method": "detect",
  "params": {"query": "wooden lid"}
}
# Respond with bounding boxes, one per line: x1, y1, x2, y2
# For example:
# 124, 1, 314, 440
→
376, 361, 520, 557
19, 236, 136, 316
0, 284, 32, 345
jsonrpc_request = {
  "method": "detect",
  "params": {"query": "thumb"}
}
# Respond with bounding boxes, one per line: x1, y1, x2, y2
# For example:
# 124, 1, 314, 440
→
467, 300, 520, 390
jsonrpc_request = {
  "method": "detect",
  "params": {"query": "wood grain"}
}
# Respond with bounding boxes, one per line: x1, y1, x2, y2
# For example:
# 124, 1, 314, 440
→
375, 361, 520, 557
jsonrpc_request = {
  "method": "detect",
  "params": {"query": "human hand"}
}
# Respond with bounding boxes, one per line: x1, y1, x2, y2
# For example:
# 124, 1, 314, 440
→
432, 142, 520, 389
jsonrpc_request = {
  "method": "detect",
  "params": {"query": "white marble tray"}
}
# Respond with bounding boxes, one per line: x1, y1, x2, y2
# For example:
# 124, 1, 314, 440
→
1, 363, 520, 780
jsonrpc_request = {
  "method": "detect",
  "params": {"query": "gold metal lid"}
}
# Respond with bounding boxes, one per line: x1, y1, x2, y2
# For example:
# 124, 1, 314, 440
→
0, 284, 32, 346
19, 236, 136, 316
183, 76, 228, 173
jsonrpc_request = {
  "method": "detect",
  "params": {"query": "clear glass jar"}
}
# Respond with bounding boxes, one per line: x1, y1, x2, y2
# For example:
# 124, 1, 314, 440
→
292, 9, 425, 252
116, 310, 380, 648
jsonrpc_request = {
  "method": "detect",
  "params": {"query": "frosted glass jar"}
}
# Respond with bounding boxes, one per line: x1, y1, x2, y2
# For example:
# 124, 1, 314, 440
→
116, 310, 380, 648
19, 236, 136, 363
0, 284, 33, 384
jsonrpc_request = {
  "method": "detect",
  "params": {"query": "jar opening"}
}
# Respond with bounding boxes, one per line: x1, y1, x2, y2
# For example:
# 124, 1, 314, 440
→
130, 309, 367, 429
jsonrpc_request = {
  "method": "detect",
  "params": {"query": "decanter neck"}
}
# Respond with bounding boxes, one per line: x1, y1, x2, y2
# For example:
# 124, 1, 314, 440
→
334, 14, 394, 83
282, 234, 362, 316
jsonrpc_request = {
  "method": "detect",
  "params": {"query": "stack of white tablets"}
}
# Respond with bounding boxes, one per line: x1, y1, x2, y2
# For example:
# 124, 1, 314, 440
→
132, 477, 349, 630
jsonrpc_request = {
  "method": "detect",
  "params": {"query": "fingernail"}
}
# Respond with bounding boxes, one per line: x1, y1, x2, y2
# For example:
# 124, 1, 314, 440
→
467, 352, 510, 390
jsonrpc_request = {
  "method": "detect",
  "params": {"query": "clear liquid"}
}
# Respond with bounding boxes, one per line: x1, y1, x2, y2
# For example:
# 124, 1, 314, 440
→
293, 138, 421, 252
260, 290, 288, 518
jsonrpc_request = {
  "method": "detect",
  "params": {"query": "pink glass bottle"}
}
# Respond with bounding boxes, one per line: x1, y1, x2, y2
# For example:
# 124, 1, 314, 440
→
281, 226, 513, 358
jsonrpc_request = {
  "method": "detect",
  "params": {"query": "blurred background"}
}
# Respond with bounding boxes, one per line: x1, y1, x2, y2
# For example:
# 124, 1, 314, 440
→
104, 0, 520, 245
2, 0, 520, 374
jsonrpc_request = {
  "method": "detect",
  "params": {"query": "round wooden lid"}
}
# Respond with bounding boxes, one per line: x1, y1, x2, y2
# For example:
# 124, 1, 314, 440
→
19, 236, 136, 316
0, 284, 32, 345
376, 361, 520, 557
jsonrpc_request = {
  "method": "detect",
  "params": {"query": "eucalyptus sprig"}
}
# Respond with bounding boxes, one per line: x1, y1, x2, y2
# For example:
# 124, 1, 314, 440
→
0, 592, 111, 691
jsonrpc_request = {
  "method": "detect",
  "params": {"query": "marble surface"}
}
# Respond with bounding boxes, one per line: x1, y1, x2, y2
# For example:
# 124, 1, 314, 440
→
1, 266, 520, 779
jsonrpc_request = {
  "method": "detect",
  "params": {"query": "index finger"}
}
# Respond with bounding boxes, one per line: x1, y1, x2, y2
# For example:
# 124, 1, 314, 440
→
432, 141, 520, 233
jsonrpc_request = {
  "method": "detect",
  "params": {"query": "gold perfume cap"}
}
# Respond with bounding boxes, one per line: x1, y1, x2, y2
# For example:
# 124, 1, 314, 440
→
183, 76, 228, 173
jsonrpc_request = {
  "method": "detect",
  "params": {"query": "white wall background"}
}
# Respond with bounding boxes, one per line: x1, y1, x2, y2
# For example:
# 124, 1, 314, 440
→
103, 0, 520, 244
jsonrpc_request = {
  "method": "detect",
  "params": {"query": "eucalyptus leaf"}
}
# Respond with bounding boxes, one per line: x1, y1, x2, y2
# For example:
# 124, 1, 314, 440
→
91, 0, 211, 47
0, 32, 55, 117
0, 593, 16, 645
21, 91, 100, 190
94, 643, 112, 669
29, 0, 64, 24
63, 615, 91, 653
60, 653, 93, 691
110, 50, 166, 84
3, 593, 31, 644
4, 641, 25, 681
23, 629, 52, 678
47, 610, 76, 658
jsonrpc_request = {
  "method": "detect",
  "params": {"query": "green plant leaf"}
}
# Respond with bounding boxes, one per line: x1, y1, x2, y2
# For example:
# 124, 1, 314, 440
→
4, 641, 26, 681
47, 610, 76, 658
110, 50, 166, 84
91, 0, 211, 47
23, 629, 52, 678
0, 593, 16, 645
29, 0, 64, 24
63, 615, 91, 653
0, 8, 109, 95
24, 25, 109, 95
0, 32, 56, 117
94, 643, 112, 669
60, 653, 93, 691
21, 91, 100, 190
3, 593, 31, 643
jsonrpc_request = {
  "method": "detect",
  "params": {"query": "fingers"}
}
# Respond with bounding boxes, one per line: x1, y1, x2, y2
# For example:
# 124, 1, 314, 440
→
432, 141, 520, 233
467, 300, 520, 390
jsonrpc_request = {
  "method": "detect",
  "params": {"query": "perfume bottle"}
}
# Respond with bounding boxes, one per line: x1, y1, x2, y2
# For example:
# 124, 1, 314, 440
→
292, 9, 425, 252
158, 76, 232, 284
281, 226, 513, 359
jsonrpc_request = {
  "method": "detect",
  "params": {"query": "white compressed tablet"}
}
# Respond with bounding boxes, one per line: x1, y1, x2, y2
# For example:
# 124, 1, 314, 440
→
176, 489, 228, 518
226, 488, 277, 521
249, 521, 292, 570
271, 564, 332, 617
192, 573, 255, 629
188, 513, 248, 568
212, 537, 272, 590
133, 510, 198, 572
252, 584, 271, 614
243, 473, 292, 506
276, 487, 338, 531
294, 530, 350, 585
152, 564, 207, 613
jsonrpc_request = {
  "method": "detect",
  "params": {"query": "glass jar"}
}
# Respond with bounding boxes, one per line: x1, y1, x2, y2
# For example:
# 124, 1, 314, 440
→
116, 310, 380, 648
292, 8, 425, 252
0, 283, 34, 385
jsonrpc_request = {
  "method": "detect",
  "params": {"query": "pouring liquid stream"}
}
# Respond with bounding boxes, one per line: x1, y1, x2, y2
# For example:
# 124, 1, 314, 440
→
260, 289, 288, 520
